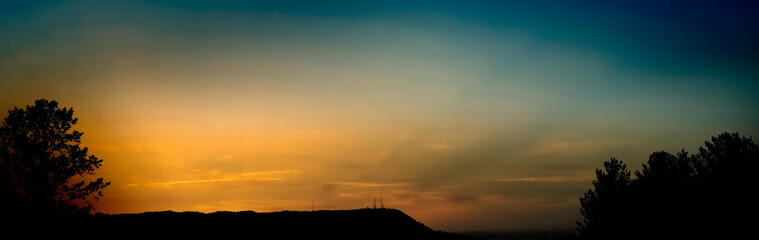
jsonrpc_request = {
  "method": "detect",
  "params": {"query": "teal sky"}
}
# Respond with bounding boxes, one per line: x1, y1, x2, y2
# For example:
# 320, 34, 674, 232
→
1, 0, 758, 231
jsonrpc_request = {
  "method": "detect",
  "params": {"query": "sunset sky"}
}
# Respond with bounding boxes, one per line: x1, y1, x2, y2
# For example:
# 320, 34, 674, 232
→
1, 0, 758, 231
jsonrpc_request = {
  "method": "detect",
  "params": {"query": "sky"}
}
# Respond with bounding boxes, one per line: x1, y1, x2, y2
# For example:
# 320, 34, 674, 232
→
1, 0, 758, 231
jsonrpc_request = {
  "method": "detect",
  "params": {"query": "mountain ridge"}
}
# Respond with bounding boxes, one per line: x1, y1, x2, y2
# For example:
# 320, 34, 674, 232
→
44, 208, 482, 239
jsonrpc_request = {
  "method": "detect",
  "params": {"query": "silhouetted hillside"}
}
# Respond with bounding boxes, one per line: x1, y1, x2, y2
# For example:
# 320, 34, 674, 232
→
23, 208, 481, 239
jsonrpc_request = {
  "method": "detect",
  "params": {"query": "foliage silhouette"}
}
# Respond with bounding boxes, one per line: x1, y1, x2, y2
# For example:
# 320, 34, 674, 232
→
577, 132, 759, 239
577, 158, 634, 239
0, 99, 110, 216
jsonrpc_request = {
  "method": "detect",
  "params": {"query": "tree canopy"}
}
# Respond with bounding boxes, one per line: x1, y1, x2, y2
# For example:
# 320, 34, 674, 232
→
0, 99, 110, 216
578, 132, 759, 239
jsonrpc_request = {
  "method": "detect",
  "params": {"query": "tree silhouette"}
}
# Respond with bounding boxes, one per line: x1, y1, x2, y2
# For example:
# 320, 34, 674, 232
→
0, 99, 110, 216
577, 158, 634, 239
577, 132, 759, 239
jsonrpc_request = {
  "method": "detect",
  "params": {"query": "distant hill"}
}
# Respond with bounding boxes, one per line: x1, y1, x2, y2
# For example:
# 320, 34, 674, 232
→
24, 208, 481, 239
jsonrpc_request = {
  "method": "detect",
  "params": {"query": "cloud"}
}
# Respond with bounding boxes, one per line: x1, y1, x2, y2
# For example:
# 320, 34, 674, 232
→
496, 176, 590, 183
529, 139, 639, 156
426, 143, 457, 150
496, 171, 594, 183
136, 170, 299, 188
323, 181, 407, 188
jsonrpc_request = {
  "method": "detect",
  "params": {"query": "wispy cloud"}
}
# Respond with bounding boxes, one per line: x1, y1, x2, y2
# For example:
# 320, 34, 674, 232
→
323, 181, 407, 188
426, 143, 457, 150
529, 139, 639, 156
128, 170, 299, 188
496, 173, 593, 183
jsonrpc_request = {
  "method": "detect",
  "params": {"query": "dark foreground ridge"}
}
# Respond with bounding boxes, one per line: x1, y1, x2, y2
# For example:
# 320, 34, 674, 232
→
30, 208, 481, 239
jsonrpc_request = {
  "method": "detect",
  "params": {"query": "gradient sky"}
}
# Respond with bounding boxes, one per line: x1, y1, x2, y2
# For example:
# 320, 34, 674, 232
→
1, 0, 758, 231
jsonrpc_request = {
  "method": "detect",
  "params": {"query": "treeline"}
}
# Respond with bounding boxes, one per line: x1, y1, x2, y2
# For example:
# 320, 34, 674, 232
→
577, 132, 758, 239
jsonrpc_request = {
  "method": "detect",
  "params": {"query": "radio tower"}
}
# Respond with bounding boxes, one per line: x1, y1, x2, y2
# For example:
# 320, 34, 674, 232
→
380, 188, 384, 209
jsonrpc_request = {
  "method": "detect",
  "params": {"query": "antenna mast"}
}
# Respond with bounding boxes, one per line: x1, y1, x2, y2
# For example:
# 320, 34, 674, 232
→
380, 187, 384, 209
